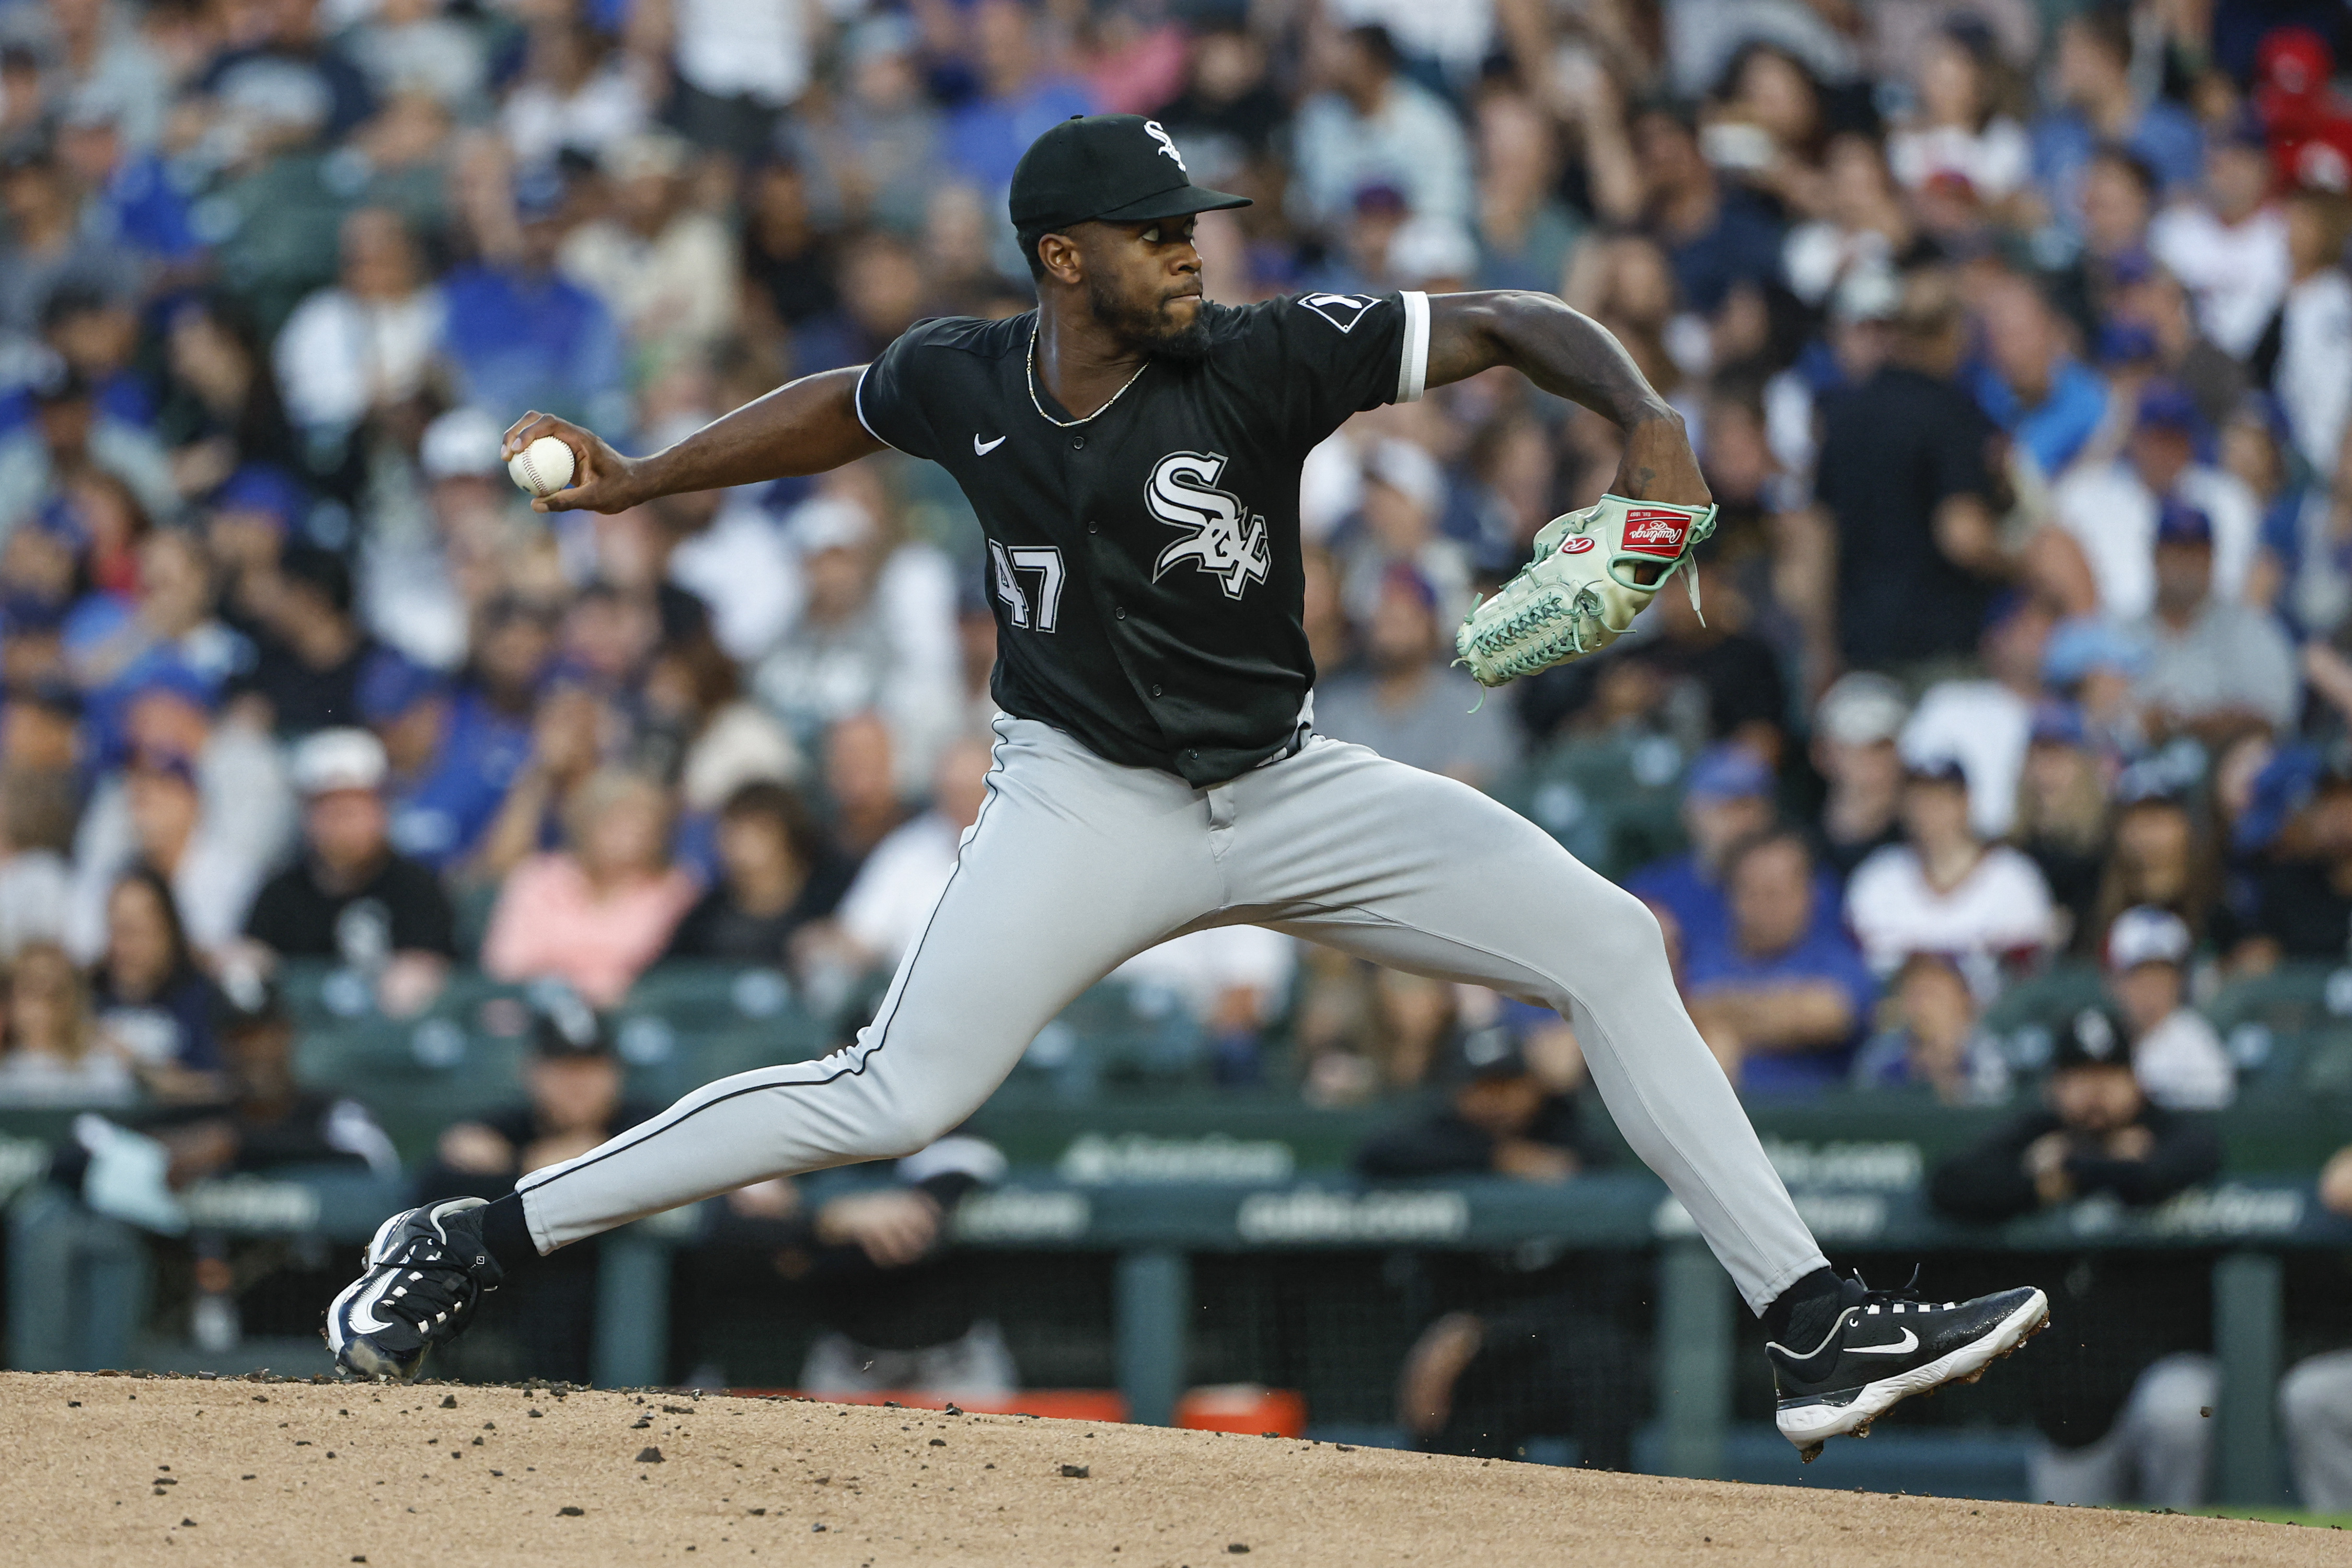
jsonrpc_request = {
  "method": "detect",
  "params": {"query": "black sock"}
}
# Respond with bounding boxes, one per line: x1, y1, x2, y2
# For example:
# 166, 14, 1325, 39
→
1760, 1266, 1843, 1347
477, 1192, 538, 1275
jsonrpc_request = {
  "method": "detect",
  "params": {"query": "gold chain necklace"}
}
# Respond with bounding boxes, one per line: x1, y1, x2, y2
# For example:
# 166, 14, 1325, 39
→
1025, 324, 1150, 429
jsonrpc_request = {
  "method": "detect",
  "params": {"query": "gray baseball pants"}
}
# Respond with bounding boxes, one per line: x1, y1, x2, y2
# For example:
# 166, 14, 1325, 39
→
516, 716, 1827, 1312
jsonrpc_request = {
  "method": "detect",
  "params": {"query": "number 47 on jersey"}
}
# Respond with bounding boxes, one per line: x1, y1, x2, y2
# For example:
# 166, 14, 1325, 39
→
991, 541, 1067, 631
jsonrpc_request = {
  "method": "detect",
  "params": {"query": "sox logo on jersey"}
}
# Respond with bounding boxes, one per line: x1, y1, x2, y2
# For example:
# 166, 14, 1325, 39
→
1147, 451, 1271, 599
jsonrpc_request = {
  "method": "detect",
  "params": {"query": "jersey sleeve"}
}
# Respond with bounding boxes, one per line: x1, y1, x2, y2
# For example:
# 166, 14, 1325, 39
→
853, 322, 946, 462
1225, 291, 1432, 446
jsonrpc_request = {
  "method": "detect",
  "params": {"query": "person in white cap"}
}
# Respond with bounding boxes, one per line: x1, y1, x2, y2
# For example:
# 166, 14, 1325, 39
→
2102, 905, 2234, 1110
240, 728, 457, 1015
1808, 671, 1909, 878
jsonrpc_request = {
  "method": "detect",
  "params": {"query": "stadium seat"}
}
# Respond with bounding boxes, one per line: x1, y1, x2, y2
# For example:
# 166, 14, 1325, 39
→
2201, 963, 2351, 1091
1980, 962, 2109, 1074
1489, 733, 1688, 883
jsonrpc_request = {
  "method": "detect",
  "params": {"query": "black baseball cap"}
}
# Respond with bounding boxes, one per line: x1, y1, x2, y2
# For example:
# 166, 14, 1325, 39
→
530, 992, 613, 1060
1448, 1023, 1533, 1083
1009, 114, 1250, 236
213, 965, 288, 1032
2049, 1006, 2131, 1073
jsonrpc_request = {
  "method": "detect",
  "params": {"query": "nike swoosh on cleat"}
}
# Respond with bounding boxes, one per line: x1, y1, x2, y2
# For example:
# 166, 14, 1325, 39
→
1848, 1328, 1919, 1356
973, 434, 1007, 455
340, 1272, 401, 1336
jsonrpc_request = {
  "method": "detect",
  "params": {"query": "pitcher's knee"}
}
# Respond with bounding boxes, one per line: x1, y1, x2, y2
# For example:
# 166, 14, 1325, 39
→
1572, 882, 1675, 978
857, 1099, 964, 1161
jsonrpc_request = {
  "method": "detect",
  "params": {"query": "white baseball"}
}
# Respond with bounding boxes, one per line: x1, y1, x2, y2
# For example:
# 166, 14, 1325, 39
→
508, 435, 577, 498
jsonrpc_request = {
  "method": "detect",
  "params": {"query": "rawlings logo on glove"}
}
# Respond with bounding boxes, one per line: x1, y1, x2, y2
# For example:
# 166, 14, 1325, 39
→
1621, 510, 1696, 555
1454, 494, 1717, 688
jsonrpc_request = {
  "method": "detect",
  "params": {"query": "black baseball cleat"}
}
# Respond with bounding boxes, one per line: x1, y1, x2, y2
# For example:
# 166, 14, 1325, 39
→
326, 1197, 504, 1381
1768, 1273, 2049, 1461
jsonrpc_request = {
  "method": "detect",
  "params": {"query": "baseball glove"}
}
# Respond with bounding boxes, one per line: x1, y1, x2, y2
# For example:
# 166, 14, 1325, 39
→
1454, 494, 1717, 687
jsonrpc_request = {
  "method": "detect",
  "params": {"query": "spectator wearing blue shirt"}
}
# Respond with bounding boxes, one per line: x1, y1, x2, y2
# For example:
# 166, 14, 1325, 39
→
942, 0, 1096, 200
1627, 744, 1841, 962
1631, 106, 1784, 316
364, 625, 539, 872
0, 284, 155, 442
1851, 952, 2012, 1103
2030, 9, 2203, 239
1625, 743, 1774, 962
1681, 828, 1878, 1096
436, 170, 630, 441
1971, 272, 2108, 480
57, 100, 204, 280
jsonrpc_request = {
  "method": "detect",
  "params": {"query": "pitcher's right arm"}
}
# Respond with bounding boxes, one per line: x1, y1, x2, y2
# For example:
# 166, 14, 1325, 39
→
501, 365, 883, 514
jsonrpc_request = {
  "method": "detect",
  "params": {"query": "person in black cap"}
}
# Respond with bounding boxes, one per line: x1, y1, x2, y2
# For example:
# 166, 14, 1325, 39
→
133, 964, 399, 1181
1355, 1018, 1605, 1181
1928, 1002, 2223, 1508
1360, 1018, 1640, 1469
48, 962, 397, 1353
340, 114, 2048, 1468
417, 993, 660, 1380
1930, 1004, 2221, 1224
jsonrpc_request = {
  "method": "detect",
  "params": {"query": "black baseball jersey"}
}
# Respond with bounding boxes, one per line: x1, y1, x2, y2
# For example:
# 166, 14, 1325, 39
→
855, 289, 1433, 786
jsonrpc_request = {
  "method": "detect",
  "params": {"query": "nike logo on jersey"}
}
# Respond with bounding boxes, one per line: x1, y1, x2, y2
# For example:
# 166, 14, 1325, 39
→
1848, 1328, 1919, 1356
1146, 451, 1271, 599
974, 434, 1007, 455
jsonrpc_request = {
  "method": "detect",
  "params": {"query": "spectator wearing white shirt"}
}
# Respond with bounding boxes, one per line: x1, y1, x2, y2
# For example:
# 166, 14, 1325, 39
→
831, 734, 994, 973
274, 207, 445, 442
1886, 23, 2031, 205
1781, 135, 1920, 311
2150, 119, 2289, 362
1901, 598, 2050, 841
1845, 759, 2056, 995
500, 19, 653, 170
2052, 379, 2259, 621
666, 0, 816, 158
2103, 905, 2233, 1111
2262, 186, 2352, 486
558, 132, 738, 376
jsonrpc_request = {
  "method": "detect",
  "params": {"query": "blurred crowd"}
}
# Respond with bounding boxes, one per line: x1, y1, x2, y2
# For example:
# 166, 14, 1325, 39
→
2, 0, 2352, 1130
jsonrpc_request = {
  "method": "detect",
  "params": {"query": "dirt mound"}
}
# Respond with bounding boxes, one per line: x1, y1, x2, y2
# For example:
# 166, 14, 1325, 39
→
4, 1371, 2336, 1566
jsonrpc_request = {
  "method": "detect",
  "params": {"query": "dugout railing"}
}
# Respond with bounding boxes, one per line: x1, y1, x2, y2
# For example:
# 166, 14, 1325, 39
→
4, 1157, 2342, 1506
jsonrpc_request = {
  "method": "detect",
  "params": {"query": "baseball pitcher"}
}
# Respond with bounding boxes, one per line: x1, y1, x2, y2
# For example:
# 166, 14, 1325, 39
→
330, 116, 2046, 1459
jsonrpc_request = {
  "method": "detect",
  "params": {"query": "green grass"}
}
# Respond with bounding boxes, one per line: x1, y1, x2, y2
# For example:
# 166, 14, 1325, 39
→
2132, 1505, 2352, 1528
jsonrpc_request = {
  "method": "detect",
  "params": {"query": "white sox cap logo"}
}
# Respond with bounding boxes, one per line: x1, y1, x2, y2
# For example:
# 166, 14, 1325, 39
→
1145, 120, 1186, 171
1147, 451, 1271, 599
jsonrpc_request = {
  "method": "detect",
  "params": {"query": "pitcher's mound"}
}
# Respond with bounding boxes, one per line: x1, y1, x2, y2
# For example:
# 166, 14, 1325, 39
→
3, 1371, 2333, 1566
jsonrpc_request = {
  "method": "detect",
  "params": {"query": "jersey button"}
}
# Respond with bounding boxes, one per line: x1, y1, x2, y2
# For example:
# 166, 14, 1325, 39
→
1087, 521, 1099, 534
1071, 435, 1086, 450
1115, 606, 1126, 619
1151, 684, 1163, 698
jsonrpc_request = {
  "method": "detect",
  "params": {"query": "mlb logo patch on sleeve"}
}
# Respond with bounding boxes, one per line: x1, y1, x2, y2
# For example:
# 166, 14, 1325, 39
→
1297, 293, 1380, 332
1621, 508, 1695, 558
